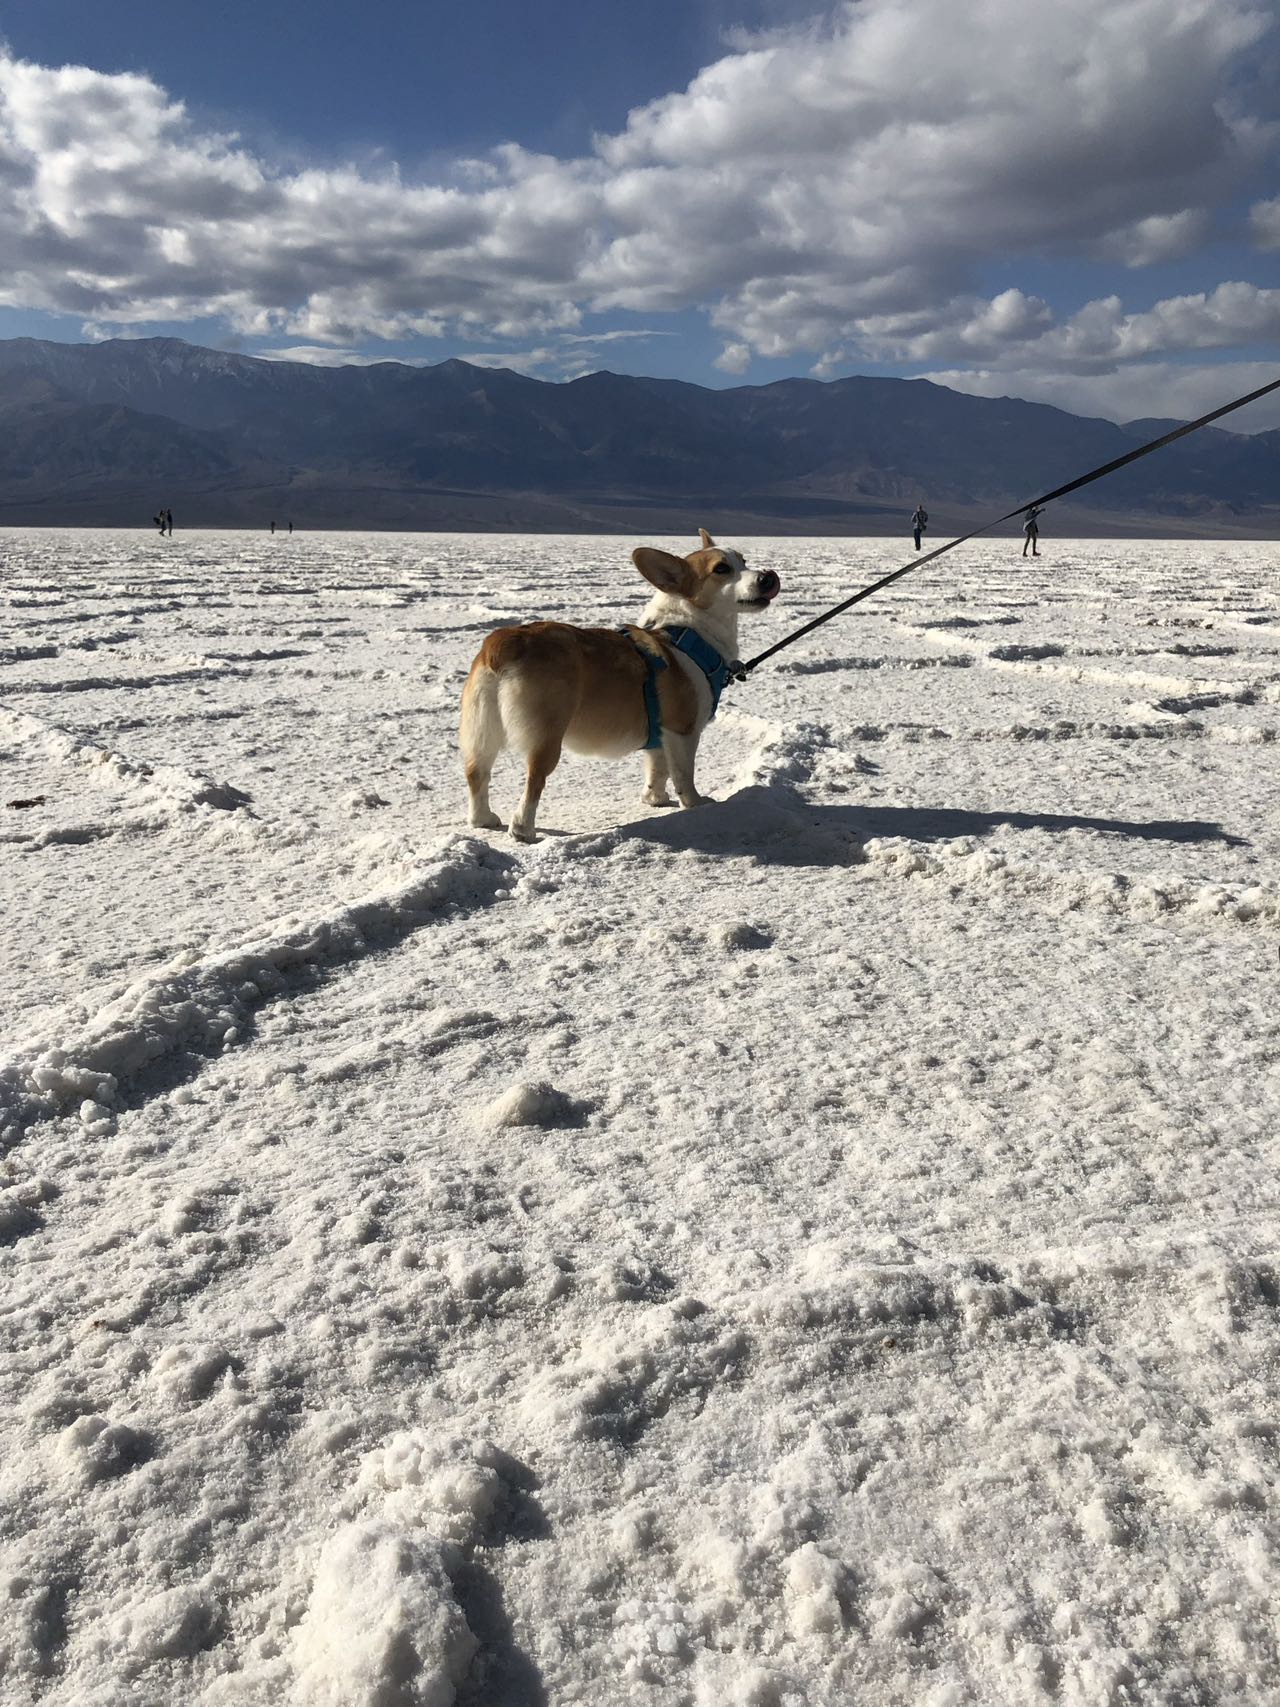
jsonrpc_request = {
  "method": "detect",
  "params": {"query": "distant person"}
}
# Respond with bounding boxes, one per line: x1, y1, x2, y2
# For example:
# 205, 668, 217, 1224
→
1022, 504, 1043, 557
288, 520, 293, 535
153, 511, 165, 533
911, 502, 928, 551
270, 519, 276, 534
165, 509, 174, 536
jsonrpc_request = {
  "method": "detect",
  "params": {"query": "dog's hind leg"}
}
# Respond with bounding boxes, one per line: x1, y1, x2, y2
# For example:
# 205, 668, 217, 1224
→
510, 736, 562, 842
460, 664, 504, 829
642, 748, 674, 807
499, 668, 574, 842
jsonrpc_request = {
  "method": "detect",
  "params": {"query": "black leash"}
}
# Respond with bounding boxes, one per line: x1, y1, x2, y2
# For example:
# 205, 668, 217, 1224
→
735, 372, 1280, 679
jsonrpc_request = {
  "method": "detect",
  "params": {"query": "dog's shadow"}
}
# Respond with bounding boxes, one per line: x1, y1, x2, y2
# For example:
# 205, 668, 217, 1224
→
605, 785, 1246, 868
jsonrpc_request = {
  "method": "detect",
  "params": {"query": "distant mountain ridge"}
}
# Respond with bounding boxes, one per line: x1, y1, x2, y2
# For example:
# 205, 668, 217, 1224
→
0, 335, 1276, 534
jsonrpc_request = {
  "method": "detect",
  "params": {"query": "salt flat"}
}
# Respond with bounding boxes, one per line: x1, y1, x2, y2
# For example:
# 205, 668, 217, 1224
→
1, 527, 1277, 1707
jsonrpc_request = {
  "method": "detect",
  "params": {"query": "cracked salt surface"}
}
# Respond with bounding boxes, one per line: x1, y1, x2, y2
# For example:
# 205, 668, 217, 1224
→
2, 528, 1279, 1705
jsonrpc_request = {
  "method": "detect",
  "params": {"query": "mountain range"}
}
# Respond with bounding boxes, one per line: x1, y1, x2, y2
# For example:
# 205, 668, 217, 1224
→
0, 336, 1276, 535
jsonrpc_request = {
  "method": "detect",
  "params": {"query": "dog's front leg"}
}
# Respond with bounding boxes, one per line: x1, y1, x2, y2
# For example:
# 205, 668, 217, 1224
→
642, 749, 674, 807
663, 731, 711, 808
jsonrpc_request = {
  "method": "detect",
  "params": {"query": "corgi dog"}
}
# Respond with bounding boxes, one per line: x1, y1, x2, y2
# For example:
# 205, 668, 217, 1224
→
460, 529, 781, 841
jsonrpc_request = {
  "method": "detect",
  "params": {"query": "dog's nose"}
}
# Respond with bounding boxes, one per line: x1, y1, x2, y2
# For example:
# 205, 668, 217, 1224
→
758, 570, 781, 599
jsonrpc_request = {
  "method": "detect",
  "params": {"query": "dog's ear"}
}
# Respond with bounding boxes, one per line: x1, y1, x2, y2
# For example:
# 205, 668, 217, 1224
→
699, 528, 715, 549
633, 547, 698, 599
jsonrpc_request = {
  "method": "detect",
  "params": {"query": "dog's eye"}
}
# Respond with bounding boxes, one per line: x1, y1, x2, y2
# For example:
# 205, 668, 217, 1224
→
714, 563, 734, 575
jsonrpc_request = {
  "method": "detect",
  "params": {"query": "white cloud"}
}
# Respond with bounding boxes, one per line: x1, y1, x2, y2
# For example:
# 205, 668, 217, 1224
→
1251, 196, 1280, 248
829, 282, 1280, 376
271, 326, 665, 380
0, 0, 1275, 383
809, 349, 846, 379
460, 339, 634, 379
714, 342, 752, 374
923, 361, 1280, 433
462, 348, 564, 376
847, 288, 1055, 363
1098, 209, 1211, 267
1052, 282, 1280, 365
256, 345, 430, 367
588, 0, 1273, 353
559, 328, 673, 346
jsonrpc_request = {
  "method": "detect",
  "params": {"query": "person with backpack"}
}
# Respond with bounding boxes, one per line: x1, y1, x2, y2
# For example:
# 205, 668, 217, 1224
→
910, 503, 929, 551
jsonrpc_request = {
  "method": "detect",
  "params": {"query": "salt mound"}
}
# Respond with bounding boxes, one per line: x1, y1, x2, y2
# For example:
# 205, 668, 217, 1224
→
291, 1519, 476, 1707
481, 1080, 579, 1128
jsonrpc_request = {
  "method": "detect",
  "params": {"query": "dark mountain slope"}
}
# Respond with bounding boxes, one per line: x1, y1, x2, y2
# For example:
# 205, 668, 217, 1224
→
0, 336, 1274, 533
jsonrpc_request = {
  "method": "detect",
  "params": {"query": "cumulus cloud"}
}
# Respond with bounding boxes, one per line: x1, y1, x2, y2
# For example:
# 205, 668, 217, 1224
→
853, 282, 1280, 370
715, 342, 752, 374
1044, 283, 1280, 367
0, 0, 1275, 389
849, 288, 1055, 363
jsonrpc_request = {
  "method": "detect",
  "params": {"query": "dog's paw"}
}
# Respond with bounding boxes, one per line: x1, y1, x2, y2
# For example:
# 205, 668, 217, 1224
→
642, 790, 675, 808
509, 825, 538, 844
678, 793, 715, 808
469, 811, 502, 830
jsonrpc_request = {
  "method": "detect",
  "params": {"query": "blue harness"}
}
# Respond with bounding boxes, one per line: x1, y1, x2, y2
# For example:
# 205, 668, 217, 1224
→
621, 624, 736, 750
664, 626, 735, 714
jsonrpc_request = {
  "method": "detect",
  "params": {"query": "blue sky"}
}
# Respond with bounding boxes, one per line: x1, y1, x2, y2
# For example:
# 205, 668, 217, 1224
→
2, 0, 794, 163
1, 0, 1278, 425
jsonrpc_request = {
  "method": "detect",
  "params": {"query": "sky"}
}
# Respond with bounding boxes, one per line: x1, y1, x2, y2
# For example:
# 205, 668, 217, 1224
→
0, 0, 1279, 427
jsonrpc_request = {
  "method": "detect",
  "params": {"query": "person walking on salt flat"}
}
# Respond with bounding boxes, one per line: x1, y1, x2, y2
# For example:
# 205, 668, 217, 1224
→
911, 502, 929, 551
1022, 504, 1044, 556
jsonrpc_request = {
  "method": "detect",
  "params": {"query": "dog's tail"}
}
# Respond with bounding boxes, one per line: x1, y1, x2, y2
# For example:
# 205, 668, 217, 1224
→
460, 656, 506, 772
